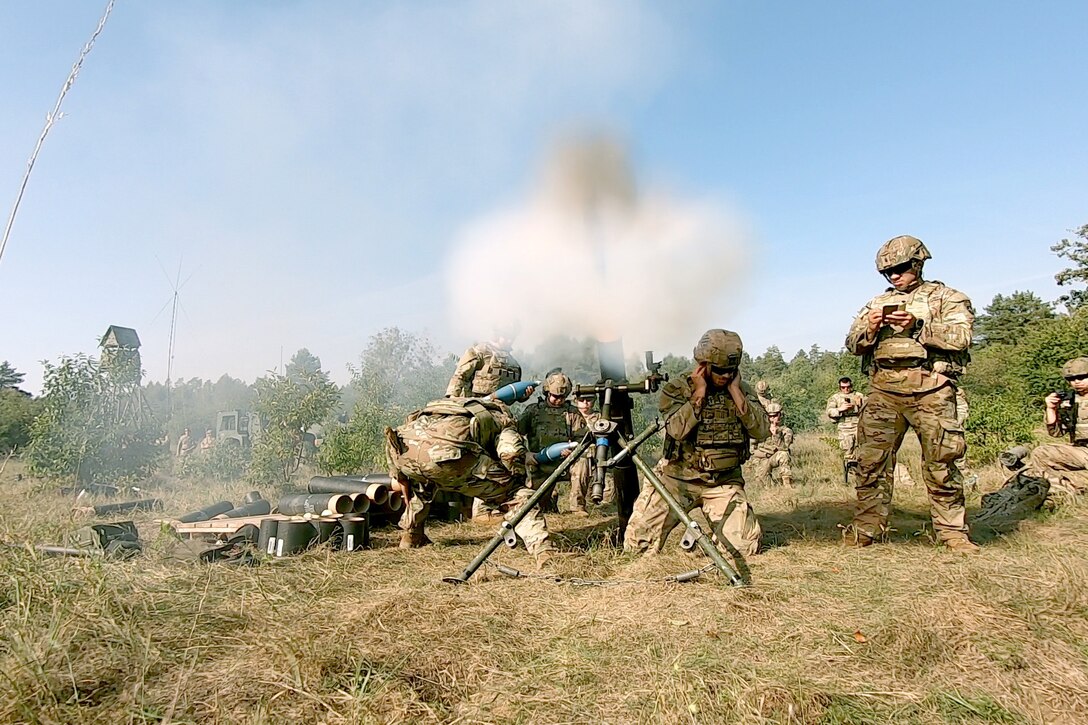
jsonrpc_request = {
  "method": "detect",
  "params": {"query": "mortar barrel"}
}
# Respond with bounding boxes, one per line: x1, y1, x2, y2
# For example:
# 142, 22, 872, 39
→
177, 501, 234, 523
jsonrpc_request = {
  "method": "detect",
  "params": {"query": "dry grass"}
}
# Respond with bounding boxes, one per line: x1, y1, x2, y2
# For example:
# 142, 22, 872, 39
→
1, 434, 1086, 724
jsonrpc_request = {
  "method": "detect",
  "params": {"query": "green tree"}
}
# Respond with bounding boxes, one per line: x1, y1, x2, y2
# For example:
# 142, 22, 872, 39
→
0, 361, 25, 390
0, 388, 40, 452
318, 329, 449, 475
974, 291, 1055, 348
25, 354, 163, 483
249, 350, 339, 484
1052, 223, 1088, 311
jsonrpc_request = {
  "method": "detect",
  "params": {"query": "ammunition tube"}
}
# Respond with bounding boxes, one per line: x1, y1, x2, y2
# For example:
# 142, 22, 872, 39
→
243, 491, 264, 504
349, 494, 371, 514
275, 520, 317, 556
223, 499, 272, 518
258, 519, 279, 555
277, 494, 352, 516
177, 501, 234, 523
339, 516, 369, 551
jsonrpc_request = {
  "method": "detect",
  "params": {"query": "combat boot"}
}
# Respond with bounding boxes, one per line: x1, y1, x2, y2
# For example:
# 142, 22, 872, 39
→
398, 529, 433, 549
939, 533, 980, 554
841, 524, 875, 548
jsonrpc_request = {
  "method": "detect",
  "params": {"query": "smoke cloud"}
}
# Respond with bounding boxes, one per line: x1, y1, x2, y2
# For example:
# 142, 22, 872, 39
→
445, 134, 752, 357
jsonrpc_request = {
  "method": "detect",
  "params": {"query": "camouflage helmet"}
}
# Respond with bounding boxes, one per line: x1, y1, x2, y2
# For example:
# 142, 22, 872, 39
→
765, 402, 783, 415
1061, 357, 1088, 379
875, 235, 931, 272
693, 329, 743, 369
756, 381, 769, 394
543, 371, 573, 396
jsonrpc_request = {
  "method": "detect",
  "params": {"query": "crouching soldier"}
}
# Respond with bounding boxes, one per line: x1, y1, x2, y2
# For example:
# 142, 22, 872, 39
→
385, 391, 555, 566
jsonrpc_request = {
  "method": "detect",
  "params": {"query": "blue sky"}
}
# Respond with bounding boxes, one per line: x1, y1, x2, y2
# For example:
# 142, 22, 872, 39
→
2, 1, 1085, 394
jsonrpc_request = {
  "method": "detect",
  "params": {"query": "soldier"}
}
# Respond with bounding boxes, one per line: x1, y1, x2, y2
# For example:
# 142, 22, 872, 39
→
176, 428, 195, 457
826, 377, 915, 489
568, 390, 613, 513
749, 402, 794, 486
386, 389, 554, 564
755, 380, 773, 409
445, 333, 523, 520
199, 429, 216, 454
844, 235, 976, 552
1027, 357, 1088, 501
519, 370, 583, 514
625, 329, 770, 559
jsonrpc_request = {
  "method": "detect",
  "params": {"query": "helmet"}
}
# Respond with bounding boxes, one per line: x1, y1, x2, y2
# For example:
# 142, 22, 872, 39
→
756, 381, 769, 394
693, 329, 743, 369
1061, 357, 1088, 378
875, 235, 931, 272
765, 402, 783, 415
543, 371, 573, 396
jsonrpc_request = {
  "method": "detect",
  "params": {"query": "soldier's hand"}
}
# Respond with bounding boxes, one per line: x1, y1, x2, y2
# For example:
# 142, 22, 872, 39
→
866, 308, 884, 333
691, 362, 710, 394
885, 310, 916, 328
1045, 392, 1061, 410
726, 369, 743, 397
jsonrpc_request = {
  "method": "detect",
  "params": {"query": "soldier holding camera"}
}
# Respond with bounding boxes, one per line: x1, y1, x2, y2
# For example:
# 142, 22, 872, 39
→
1028, 357, 1088, 501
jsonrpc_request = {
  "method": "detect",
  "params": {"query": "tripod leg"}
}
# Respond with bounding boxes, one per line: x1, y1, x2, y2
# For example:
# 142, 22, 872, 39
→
443, 437, 593, 584
623, 442, 746, 586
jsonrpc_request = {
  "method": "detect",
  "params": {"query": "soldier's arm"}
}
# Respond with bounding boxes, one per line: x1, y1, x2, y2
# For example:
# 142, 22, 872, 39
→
845, 302, 879, 354
826, 395, 842, 419
740, 390, 771, 442
659, 378, 701, 441
445, 347, 483, 397
783, 427, 794, 449
917, 288, 974, 351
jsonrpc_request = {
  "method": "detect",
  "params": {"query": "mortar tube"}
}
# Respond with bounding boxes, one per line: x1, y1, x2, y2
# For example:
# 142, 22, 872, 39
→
223, 499, 272, 518
444, 435, 591, 584
348, 494, 371, 515
178, 501, 235, 523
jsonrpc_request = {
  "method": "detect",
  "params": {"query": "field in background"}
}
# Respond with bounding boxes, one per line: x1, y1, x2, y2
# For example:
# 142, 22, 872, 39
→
2, 433, 1087, 724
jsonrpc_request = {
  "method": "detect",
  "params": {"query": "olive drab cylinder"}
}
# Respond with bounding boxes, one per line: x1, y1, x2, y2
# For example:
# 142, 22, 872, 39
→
258, 519, 279, 555
339, 516, 369, 551
276, 493, 353, 516
348, 493, 371, 514
307, 475, 391, 504
243, 491, 264, 504
223, 499, 272, 518
177, 501, 234, 523
311, 518, 338, 544
275, 520, 317, 556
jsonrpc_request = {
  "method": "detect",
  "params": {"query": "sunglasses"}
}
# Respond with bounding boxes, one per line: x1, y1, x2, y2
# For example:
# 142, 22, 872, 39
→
709, 365, 738, 376
881, 261, 914, 277
1065, 374, 1088, 382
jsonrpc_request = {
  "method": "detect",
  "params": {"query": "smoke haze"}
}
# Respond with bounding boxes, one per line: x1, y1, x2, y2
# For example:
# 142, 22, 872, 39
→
445, 135, 752, 357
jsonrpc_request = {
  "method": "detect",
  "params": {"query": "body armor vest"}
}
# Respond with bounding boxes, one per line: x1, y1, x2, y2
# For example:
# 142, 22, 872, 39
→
692, 391, 749, 471
866, 282, 970, 376
472, 348, 521, 395
526, 402, 575, 451
1075, 393, 1088, 444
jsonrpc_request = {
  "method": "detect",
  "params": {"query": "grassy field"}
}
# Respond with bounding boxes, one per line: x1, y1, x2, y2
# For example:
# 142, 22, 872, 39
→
1, 433, 1087, 724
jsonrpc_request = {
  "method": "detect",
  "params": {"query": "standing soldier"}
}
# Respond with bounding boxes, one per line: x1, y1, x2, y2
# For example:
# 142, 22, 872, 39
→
386, 387, 554, 564
749, 402, 794, 486
625, 329, 770, 559
519, 370, 583, 514
568, 391, 613, 513
826, 376, 916, 488
446, 333, 523, 520
176, 428, 194, 457
844, 235, 976, 552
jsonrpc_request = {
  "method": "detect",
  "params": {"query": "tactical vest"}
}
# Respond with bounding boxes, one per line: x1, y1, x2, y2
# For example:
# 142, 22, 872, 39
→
693, 391, 749, 471
1076, 393, 1088, 444
526, 402, 575, 451
395, 398, 503, 469
472, 348, 522, 396
867, 282, 969, 375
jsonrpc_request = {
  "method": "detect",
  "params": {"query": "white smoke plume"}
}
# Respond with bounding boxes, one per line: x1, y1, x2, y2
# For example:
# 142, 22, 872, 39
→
445, 134, 751, 357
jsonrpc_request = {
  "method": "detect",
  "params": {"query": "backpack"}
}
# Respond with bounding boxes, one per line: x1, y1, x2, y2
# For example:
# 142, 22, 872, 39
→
388, 398, 503, 483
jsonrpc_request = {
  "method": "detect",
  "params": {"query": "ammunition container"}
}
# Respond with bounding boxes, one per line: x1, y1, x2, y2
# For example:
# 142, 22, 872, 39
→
258, 519, 279, 555
349, 493, 371, 514
177, 501, 234, 523
276, 494, 352, 516
243, 491, 264, 504
312, 518, 338, 544
339, 515, 369, 551
275, 520, 316, 556
224, 499, 272, 518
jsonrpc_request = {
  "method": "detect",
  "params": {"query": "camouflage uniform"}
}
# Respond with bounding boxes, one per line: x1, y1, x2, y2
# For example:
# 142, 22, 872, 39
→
755, 380, 774, 410
845, 236, 974, 546
445, 341, 522, 398
749, 403, 793, 486
568, 403, 615, 511
827, 390, 916, 489
625, 330, 770, 558
1026, 358, 1088, 502
445, 340, 522, 519
518, 384, 582, 513
386, 396, 552, 556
